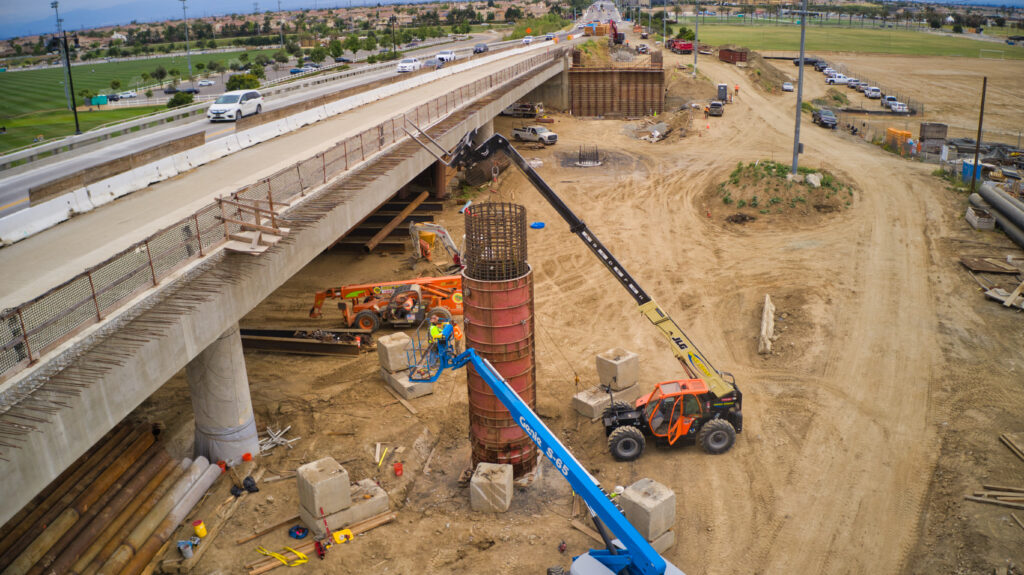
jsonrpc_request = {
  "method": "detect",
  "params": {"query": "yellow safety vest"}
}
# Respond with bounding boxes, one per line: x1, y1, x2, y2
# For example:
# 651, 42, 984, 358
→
429, 325, 442, 340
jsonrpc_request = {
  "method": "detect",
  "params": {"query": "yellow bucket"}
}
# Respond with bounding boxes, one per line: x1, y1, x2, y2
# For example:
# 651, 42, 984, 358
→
192, 519, 207, 538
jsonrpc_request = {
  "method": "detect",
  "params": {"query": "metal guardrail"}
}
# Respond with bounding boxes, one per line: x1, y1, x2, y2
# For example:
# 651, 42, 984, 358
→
0, 48, 566, 384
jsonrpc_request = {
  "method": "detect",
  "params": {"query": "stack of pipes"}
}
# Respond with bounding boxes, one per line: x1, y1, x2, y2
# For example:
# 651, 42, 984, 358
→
0, 422, 220, 575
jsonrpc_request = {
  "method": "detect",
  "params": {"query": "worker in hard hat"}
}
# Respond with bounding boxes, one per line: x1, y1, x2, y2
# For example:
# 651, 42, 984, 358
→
429, 317, 445, 342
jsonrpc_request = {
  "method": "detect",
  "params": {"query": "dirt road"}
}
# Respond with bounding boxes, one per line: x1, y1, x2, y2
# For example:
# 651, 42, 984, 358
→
137, 49, 1024, 574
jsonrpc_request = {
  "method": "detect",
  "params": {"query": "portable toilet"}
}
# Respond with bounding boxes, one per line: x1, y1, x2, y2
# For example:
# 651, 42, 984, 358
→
717, 83, 729, 101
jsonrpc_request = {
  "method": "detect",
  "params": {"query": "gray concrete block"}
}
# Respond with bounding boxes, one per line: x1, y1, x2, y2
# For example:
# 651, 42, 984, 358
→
381, 368, 433, 400
470, 463, 513, 513
571, 383, 644, 419
620, 478, 675, 541
377, 332, 412, 373
650, 529, 675, 554
300, 479, 389, 538
297, 457, 351, 516
596, 348, 639, 391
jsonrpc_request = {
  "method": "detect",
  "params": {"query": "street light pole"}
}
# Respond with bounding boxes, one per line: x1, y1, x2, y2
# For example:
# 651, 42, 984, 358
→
693, 0, 699, 77
62, 32, 81, 134
791, 0, 808, 175
52, 2, 72, 112
179, 0, 193, 83
278, 0, 285, 46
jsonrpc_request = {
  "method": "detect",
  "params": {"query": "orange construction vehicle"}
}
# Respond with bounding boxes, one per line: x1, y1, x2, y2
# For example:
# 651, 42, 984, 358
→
309, 276, 463, 331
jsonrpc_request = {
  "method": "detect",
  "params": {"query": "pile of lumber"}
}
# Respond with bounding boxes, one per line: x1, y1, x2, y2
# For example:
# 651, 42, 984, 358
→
964, 485, 1024, 511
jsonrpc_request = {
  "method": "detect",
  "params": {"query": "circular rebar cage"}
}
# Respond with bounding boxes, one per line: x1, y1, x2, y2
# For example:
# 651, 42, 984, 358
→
463, 203, 528, 281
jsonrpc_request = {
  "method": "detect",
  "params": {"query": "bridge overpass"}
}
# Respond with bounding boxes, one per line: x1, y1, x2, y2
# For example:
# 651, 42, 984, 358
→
0, 41, 572, 524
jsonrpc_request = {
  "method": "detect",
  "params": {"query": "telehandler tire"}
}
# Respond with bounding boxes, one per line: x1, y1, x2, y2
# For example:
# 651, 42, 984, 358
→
608, 426, 645, 461
354, 310, 381, 332
698, 419, 736, 454
601, 401, 632, 420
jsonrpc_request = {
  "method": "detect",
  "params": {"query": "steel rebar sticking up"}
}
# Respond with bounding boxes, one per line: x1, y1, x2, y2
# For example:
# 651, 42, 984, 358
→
576, 146, 602, 167
463, 203, 528, 282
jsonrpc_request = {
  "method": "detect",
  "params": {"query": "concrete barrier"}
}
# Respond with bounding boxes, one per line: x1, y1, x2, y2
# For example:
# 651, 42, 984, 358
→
0, 198, 71, 246
66, 189, 95, 215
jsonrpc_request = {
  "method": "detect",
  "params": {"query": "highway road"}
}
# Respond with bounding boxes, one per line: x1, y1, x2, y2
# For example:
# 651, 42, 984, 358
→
0, 40, 573, 310
0, 30, 533, 219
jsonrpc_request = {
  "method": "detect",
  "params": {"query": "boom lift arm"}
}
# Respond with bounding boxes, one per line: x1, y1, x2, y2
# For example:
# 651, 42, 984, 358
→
405, 127, 737, 400
414, 327, 684, 575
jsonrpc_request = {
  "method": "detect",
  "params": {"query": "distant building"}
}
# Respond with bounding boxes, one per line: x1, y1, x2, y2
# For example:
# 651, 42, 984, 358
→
110, 32, 127, 42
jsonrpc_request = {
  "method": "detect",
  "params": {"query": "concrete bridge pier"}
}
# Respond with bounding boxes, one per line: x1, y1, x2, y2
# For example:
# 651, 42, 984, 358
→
475, 118, 495, 143
185, 323, 260, 463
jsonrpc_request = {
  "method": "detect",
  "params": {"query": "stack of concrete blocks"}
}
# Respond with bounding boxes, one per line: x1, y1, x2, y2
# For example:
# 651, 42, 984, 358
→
377, 332, 433, 399
297, 457, 390, 538
469, 463, 514, 513
572, 348, 644, 418
619, 478, 676, 553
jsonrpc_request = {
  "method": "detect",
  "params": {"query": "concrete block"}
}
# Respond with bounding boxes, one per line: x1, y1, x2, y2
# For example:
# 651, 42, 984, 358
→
377, 332, 412, 373
381, 368, 433, 400
470, 463, 513, 513
297, 457, 351, 516
596, 348, 639, 391
571, 383, 644, 419
649, 529, 675, 554
300, 479, 389, 538
620, 478, 675, 541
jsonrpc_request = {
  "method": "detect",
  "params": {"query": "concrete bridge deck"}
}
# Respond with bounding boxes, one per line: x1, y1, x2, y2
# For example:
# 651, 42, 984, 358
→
0, 41, 570, 524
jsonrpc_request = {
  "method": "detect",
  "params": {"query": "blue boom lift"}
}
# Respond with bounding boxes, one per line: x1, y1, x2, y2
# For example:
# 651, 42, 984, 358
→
407, 322, 685, 575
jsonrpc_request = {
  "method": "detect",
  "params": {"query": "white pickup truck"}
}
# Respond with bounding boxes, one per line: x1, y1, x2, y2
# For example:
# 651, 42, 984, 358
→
511, 125, 557, 145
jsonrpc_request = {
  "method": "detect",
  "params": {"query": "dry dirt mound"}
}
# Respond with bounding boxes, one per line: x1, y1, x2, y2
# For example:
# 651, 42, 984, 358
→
719, 46, 791, 95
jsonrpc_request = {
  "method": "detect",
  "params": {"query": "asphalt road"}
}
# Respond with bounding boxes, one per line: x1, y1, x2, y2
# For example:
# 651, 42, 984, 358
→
0, 30, 527, 218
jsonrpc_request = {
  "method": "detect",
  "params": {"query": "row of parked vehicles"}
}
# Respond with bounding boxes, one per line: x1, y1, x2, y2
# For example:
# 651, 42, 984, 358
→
803, 59, 909, 125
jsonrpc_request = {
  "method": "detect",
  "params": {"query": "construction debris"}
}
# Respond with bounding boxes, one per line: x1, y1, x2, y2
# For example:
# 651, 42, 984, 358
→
1000, 433, 1024, 463
259, 426, 300, 455
759, 295, 776, 355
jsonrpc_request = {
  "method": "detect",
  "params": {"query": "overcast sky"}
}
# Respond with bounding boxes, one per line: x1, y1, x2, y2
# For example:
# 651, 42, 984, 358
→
0, 0, 408, 40
2, 0, 1022, 40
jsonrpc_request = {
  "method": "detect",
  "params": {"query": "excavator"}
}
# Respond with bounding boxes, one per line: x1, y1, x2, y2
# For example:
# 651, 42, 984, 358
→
410, 222, 463, 271
405, 125, 743, 461
405, 321, 686, 575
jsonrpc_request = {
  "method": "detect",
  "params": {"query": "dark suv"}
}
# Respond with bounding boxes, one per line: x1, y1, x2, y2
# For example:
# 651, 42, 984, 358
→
473, 43, 489, 54
812, 108, 838, 128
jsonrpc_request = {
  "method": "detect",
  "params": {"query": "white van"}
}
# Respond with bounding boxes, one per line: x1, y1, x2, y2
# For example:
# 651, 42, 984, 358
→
865, 87, 881, 99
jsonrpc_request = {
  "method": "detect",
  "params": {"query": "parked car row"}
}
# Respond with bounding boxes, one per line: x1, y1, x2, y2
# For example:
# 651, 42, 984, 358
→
812, 62, 909, 125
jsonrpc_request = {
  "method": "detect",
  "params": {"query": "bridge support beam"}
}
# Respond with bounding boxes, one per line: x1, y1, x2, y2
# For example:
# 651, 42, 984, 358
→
475, 118, 495, 143
185, 324, 259, 463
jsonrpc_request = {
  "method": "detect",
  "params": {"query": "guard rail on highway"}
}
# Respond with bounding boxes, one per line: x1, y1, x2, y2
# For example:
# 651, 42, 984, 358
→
0, 46, 568, 386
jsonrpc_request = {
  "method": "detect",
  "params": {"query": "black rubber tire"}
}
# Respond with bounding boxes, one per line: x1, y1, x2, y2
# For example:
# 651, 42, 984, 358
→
547, 568, 565, 575
697, 419, 736, 455
608, 426, 645, 462
426, 307, 453, 323
255, 104, 262, 115
234, 111, 241, 121
353, 310, 381, 332
513, 133, 521, 141
601, 400, 631, 420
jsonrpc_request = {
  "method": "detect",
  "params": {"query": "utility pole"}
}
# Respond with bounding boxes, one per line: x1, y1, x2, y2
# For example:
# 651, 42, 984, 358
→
791, 0, 808, 174
179, 0, 193, 84
62, 32, 81, 134
693, 0, 699, 77
970, 77, 987, 193
52, 2, 72, 112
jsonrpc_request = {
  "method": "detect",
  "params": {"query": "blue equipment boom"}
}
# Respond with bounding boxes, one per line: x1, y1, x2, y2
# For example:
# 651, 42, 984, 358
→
408, 326, 684, 575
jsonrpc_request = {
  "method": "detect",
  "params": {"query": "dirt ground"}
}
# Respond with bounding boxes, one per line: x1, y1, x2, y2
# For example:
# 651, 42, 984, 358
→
136, 46, 1024, 575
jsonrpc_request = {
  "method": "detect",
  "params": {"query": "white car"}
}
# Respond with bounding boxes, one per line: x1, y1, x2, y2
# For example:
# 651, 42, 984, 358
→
890, 101, 908, 113
522, 35, 534, 45
207, 89, 263, 122
118, 90, 137, 98
197, 79, 215, 86
396, 58, 422, 72
865, 87, 881, 99
436, 50, 457, 62
781, 82, 794, 92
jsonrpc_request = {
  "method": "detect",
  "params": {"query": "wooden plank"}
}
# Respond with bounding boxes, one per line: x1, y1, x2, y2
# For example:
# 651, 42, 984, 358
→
758, 294, 775, 355
1002, 279, 1024, 308
964, 495, 1024, 510
982, 484, 1024, 494
235, 513, 301, 545
570, 519, 605, 545
1011, 512, 1024, 531
1000, 434, 1024, 463
381, 383, 418, 415
960, 256, 1020, 274
247, 512, 397, 575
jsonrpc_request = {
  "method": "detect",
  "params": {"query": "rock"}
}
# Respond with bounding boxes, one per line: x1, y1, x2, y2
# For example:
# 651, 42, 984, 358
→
805, 173, 822, 188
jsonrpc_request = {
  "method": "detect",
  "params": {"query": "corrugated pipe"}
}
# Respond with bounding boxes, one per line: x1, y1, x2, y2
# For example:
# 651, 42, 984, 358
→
0, 430, 155, 575
119, 462, 221, 575
68, 457, 179, 575
0, 424, 136, 564
0, 422, 130, 555
78, 459, 190, 575
38, 450, 172, 575
970, 193, 1024, 249
95, 457, 209, 575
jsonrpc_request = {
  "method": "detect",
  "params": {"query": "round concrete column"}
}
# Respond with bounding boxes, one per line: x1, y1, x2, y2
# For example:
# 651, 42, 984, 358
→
186, 324, 259, 463
475, 119, 495, 144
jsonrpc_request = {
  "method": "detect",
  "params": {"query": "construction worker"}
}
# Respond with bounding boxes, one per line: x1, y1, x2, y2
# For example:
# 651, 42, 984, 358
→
734, 84, 739, 98
429, 317, 444, 342
703, 106, 709, 119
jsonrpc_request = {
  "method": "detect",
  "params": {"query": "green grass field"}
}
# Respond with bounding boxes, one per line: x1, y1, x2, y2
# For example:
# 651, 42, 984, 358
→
669, 22, 1024, 59
0, 49, 276, 144
0, 106, 165, 153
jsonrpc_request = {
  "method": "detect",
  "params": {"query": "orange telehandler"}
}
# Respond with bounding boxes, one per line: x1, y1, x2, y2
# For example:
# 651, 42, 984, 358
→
309, 276, 462, 331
